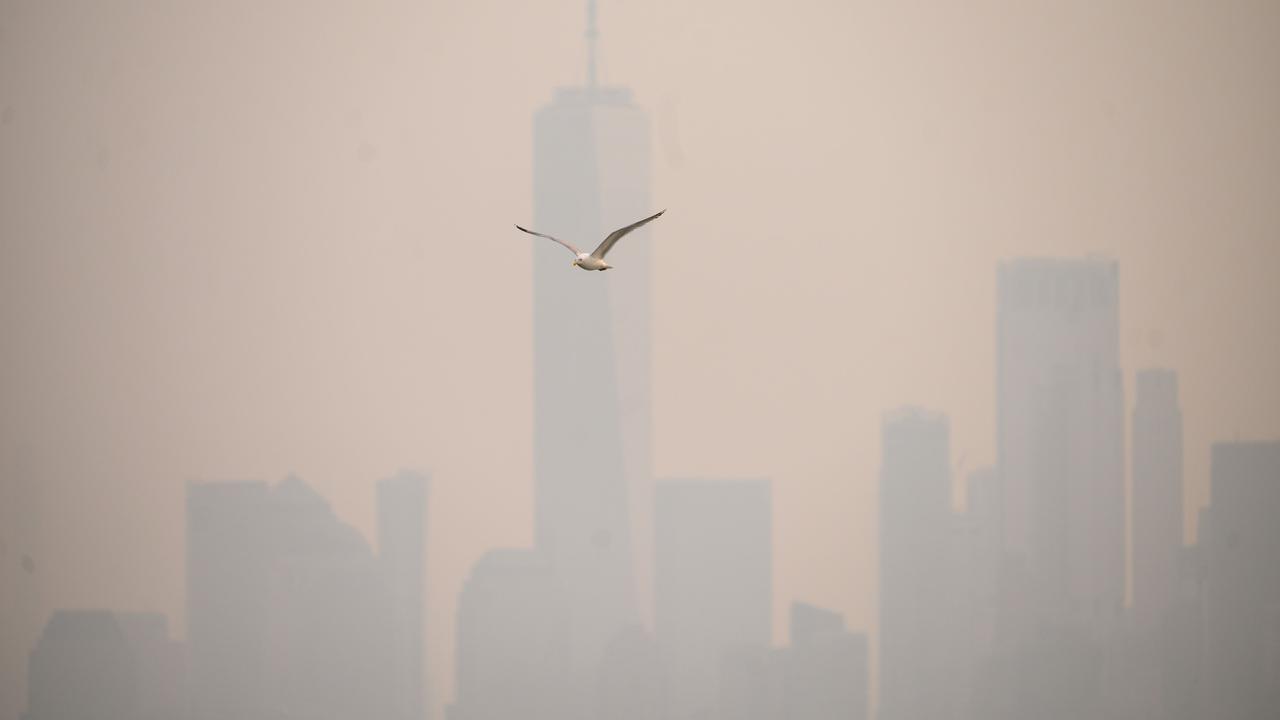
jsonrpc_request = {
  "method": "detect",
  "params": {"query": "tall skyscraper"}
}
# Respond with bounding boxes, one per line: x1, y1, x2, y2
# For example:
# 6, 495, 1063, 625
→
449, 549, 570, 720
379, 471, 429, 720
878, 407, 952, 720
655, 479, 772, 720
996, 258, 1124, 627
1131, 368, 1183, 627
531, 0, 654, 682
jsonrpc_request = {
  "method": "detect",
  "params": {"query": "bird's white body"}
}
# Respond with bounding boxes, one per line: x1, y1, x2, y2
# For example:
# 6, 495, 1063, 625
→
573, 253, 611, 271
516, 210, 664, 273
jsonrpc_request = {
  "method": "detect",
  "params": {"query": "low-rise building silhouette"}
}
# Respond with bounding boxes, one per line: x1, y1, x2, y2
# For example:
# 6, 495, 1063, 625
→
1199, 441, 1280, 719
782, 602, 869, 720
25, 610, 186, 720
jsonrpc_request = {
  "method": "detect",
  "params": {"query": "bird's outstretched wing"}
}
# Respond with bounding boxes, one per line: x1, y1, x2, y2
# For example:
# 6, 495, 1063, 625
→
516, 225, 583, 256
590, 209, 665, 259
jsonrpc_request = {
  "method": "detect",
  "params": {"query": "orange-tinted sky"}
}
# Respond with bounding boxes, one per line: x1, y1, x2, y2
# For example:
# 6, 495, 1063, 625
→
2, 2, 1277, 717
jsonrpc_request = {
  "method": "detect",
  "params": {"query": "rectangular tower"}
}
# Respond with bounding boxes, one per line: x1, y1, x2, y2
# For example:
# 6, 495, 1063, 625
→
378, 471, 428, 720
996, 258, 1125, 628
1131, 369, 1183, 627
878, 408, 951, 720
532, 80, 653, 680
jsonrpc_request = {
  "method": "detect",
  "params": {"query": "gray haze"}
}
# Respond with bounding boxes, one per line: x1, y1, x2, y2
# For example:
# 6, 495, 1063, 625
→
3, 1, 1280, 719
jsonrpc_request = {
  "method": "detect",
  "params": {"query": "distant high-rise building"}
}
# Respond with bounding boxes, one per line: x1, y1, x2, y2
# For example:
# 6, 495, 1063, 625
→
187, 480, 272, 720
265, 543, 398, 720
1199, 441, 1280, 719
379, 471, 429, 720
719, 645, 784, 720
716, 602, 869, 720
25, 610, 185, 720
957, 466, 1002, 640
996, 258, 1124, 627
449, 549, 570, 720
26, 611, 137, 720
878, 407, 952, 720
595, 624, 664, 720
655, 479, 772, 720
187, 476, 410, 720
1162, 545, 1206, 720
783, 602, 869, 720
257, 478, 399, 720
531, 2, 655, 684
1131, 369, 1183, 627
114, 613, 189, 720
944, 467, 1002, 718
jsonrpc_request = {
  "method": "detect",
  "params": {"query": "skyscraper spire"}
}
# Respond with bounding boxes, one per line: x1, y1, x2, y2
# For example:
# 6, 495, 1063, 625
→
586, 0, 598, 89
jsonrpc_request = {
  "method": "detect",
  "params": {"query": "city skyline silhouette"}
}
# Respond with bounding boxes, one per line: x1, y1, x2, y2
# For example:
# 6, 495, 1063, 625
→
3, 2, 1279, 720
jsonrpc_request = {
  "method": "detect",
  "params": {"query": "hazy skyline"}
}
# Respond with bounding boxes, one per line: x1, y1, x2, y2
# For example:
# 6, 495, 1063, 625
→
2, 2, 1279, 719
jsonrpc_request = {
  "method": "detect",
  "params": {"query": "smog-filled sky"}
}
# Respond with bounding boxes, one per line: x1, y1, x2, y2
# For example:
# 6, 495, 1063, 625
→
2, 2, 1278, 719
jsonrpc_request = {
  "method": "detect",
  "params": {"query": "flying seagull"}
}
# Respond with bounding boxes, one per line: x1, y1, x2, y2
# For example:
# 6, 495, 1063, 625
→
516, 209, 665, 271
